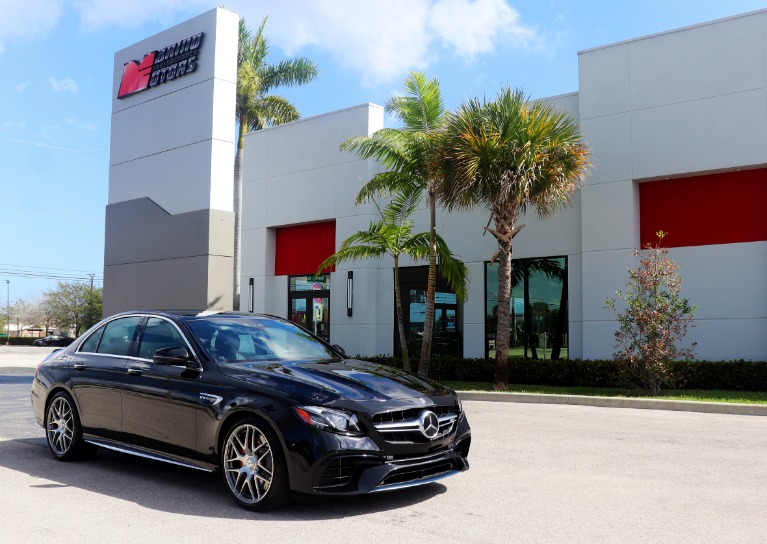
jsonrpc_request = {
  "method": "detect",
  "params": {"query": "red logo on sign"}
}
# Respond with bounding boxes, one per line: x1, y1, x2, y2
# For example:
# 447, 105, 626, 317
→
117, 52, 156, 98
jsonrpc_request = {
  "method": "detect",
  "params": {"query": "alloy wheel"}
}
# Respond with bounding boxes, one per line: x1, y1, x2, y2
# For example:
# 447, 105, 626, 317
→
223, 423, 275, 505
47, 396, 74, 456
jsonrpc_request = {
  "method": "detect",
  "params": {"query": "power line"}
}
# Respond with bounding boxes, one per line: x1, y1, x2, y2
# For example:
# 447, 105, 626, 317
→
0, 135, 107, 158
0, 263, 100, 274
0, 126, 106, 149
0, 271, 103, 283
0, 264, 102, 283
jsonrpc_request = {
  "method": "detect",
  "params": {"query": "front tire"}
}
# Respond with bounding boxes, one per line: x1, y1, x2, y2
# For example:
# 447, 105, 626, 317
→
221, 418, 290, 511
45, 391, 91, 461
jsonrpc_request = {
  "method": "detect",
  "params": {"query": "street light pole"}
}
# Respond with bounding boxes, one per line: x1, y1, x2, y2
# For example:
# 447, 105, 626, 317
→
5, 280, 9, 346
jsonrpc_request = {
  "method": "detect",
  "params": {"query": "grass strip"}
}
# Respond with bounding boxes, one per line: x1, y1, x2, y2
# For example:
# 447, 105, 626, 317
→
444, 381, 767, 404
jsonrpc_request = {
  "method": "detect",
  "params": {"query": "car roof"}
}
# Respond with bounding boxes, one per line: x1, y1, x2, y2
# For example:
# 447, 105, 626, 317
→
108, 310, 274, 319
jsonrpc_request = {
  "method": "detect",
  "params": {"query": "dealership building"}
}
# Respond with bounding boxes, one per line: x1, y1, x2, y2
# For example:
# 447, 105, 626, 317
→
105, 8, 767, 362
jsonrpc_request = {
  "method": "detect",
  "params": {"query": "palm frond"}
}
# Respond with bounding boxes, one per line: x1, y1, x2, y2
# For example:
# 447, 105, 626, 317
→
380, 185, 423, 227
262, 58, 319, 92
246, 95, 300, 130
386, 72, 445, 133
355, 171, 423, 204
434, 234, 470, 301
341, 129, 413, 173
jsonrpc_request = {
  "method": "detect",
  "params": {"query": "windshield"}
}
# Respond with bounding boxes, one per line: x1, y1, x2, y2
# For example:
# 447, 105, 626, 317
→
183, 315, 340, 364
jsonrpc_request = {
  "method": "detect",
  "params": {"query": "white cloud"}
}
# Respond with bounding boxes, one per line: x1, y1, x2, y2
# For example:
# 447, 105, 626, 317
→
16, 81, 31, 92
0, 0, 63, 53
236, 0, 538, 87
0, 120, 27, 130
0, 0, 538, 88
248, 0, 434, 86
429, 0, 538, 59
48, 77, 79, 93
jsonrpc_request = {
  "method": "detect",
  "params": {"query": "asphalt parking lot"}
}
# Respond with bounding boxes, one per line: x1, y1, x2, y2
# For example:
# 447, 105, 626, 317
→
1, 348, 766, 543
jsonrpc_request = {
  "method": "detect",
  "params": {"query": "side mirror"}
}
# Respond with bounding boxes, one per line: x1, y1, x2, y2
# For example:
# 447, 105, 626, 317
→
153, 347, 195, 368
332, 344, 348, 358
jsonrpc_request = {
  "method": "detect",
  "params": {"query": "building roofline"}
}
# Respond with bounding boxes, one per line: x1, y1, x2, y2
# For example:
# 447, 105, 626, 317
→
578, 8, 767, 55
245, 103, 384, 136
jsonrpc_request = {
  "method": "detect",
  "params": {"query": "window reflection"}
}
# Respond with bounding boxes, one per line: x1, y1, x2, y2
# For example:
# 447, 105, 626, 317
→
395, 266, 462, 357
486, 257, 568, 360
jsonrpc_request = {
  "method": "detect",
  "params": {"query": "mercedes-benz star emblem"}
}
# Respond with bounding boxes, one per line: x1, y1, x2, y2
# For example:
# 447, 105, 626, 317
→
419, 410, 440, 440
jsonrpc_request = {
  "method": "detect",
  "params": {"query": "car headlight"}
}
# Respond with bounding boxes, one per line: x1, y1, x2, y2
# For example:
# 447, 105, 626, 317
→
293, 405, 364, 436
456, 395, 463, 415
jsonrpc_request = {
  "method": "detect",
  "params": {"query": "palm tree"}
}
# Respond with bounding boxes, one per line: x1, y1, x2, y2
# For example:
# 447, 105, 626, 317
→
340, 72, 446, 377
440, 87, 590, 390
316, 186, 468, 373
233, 17, 318, 309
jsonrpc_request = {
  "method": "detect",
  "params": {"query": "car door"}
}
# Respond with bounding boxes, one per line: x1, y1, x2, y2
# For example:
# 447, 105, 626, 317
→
121, 316, 203, 461
69, 316, 142, 440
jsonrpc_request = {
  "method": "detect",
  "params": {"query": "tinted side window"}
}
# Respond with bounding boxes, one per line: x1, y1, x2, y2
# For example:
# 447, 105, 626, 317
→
97, 317, 142, 356
80, 325, 106, 353
138, 318, 187, 360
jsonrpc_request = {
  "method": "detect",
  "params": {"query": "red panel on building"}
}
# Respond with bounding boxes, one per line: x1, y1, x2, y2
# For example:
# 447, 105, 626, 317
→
639, 169, 767, 248
274, 221, 336, 276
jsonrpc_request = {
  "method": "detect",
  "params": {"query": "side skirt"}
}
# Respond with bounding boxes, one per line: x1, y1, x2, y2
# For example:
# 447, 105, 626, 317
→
84, 436, 217, 473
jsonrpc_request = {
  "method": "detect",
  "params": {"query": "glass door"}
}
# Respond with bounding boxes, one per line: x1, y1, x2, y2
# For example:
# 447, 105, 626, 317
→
289, 275, 330, 344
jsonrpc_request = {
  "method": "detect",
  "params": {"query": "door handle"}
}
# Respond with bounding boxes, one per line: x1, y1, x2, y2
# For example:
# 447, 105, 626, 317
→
127, 368, 143, 376
73, 363, 86, 371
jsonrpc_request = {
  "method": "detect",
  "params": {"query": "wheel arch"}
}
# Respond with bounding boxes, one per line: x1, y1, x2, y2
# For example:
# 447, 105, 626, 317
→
215, 407, 298, 489
44, 384, 80, 415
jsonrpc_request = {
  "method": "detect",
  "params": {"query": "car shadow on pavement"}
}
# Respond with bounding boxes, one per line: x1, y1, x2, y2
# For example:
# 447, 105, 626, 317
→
0, 437, 447, 520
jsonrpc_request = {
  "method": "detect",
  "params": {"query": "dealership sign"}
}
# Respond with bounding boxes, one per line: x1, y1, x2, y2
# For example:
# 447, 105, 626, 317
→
117, 33, 204, 99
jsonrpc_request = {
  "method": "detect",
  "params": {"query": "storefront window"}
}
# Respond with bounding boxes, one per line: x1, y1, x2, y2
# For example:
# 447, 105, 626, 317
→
485, 257, 568, 360
289, 275, 330, 343
394, 266, 462, 357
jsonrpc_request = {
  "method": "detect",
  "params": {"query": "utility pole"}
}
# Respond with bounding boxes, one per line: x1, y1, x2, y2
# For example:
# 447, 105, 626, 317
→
88, 274, 95, 329
5, 280, 9, 346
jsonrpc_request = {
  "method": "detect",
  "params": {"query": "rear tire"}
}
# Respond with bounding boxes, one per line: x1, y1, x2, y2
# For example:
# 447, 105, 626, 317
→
45, 391, 90, 461
220, 417, 290, 511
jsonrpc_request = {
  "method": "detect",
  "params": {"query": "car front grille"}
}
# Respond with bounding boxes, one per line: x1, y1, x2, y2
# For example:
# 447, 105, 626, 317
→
372, 406, 458, 444
379, 451, 457, 486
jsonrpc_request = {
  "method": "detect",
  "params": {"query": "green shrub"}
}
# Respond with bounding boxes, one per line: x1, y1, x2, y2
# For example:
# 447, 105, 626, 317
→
358, 355, 767, 392
6, 337, 37, 346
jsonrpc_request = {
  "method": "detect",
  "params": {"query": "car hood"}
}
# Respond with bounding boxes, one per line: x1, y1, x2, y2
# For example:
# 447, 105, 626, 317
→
217, 358, 452, 402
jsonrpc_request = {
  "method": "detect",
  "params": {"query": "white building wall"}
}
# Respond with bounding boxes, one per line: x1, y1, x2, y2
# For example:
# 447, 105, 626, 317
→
105, 8, 237, 314
578, 9, 767, 360
241, 99, 584, 359
241, 104, 396, 356
239, 9, 767, 362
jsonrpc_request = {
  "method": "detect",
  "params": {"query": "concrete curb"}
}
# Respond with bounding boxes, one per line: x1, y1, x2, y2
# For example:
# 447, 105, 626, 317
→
457, 390, 767, 416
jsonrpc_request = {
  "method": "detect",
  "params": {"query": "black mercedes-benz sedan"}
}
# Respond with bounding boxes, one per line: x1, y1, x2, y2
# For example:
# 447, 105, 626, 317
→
31, 311, 471, 511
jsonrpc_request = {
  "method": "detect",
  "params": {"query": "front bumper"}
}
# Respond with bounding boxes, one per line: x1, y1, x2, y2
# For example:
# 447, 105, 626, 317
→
286, 421, 472, 496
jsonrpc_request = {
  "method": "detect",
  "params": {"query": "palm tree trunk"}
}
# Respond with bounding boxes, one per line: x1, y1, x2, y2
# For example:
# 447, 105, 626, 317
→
393, 256, 411, 372
233, 116, 247, 311
495, 240, 511, 390
418, 190, 437, 378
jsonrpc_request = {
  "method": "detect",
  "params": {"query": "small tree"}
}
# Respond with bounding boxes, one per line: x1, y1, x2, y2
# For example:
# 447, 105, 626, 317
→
9, 298, 33, 337
316, 187, 468, 374
605, 231, 697, 395
43, 282, 104, 337
29, 300, 58, 336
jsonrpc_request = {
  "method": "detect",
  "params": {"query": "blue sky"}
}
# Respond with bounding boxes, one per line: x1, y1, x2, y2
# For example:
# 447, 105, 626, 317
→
1, 0, 765, 303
